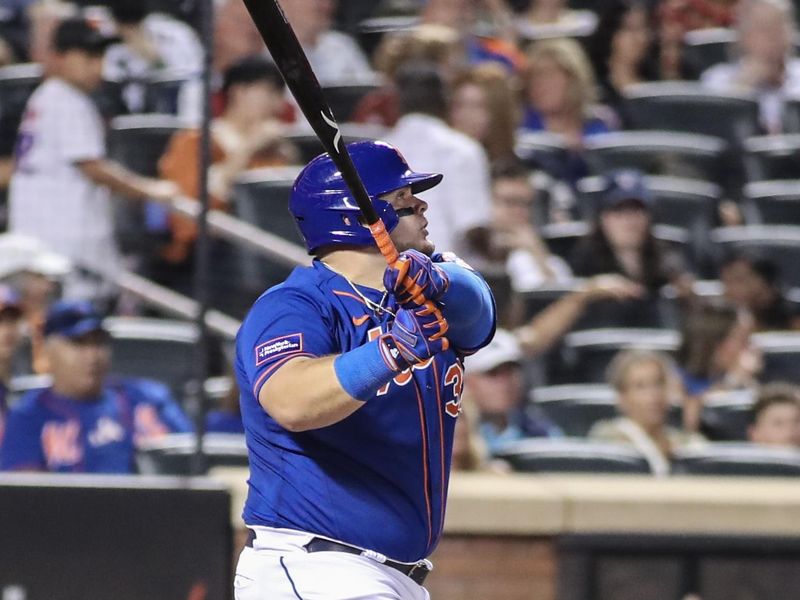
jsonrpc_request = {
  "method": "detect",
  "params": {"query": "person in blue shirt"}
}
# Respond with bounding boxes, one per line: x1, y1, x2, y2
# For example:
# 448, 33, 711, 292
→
232, 140, 496, 599
0, 285, 25, 449
0, 300, 192, 473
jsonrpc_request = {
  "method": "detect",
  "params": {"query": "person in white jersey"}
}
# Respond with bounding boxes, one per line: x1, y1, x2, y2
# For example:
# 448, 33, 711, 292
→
8, 17, 178, 301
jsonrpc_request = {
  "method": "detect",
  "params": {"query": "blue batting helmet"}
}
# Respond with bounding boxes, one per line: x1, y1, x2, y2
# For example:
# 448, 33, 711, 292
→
289, 140, 443, 254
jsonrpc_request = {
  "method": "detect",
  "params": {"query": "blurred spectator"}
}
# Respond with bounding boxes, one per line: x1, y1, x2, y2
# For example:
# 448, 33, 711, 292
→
178, 0, 268, 124
0, 0, 35, 63
516, 0, 599, 41
104, 0, 204, 113
0, 300, 192, 473
486, 160, 573, 292
353, 24, 465, 127
588, 0, 657, 124
8, 18, 179, 301
386, 61, 492, 257
156, 56, 297, 292
677, 301, 762, 431
521, 38, 616, 182
421, 0, 525, 73
205, 377, 244, 434
720, 252, 800, 331
657, 0, 737, 79
590, 349, 704, 476
447, 63, 520, 163
463, 328, 561, 453
748, 382, 800, 447
0, 286, 24, 447
570, 170, 691, 297
277, 0, 374, 84
701, 0, 800, 133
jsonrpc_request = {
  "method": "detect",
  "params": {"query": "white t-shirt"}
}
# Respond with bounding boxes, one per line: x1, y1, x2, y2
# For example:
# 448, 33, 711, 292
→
506, 249, 573, 292
303, 30, 374, 85
386, 113, 493, 256
9, 78, 120, 290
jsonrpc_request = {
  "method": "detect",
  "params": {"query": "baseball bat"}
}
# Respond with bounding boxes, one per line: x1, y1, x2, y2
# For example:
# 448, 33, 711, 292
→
240, 0, 399, 265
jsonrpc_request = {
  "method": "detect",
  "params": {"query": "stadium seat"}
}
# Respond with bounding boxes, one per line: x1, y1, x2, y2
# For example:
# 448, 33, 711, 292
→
356, 15, 417, 59
493, 438, 652, 474
0, 63, 42, 155
710, 225, 800, 288
231, 166, 304, 244
144, 71, 190, 115
701, 389, 755, 441
104, 317, 200, 402
286, 122, 388, 163
514, 131, 571, 179
529, 384, 617, 436
752, 331, 800, 385
322, 78, 383, 122
672, 443, 800, 476
743, 136, 800, 182
743, 179, 800, 225
135, 433, 249, 475
583, 131, 727, 185
622, 82, 761, 144
540, 221, 590, 261
622, 82, 759, 193
107, 114, 185, 254
229, 167, 303, 301
681, 28, 737, 76
561, 328, 680, 383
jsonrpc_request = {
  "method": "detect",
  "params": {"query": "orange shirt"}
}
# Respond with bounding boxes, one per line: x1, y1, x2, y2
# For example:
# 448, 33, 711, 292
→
158, 127, 288, 264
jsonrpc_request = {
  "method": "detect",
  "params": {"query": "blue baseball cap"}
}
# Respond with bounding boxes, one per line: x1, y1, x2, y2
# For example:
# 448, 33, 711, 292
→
43, 300, 106, 339
599, 169, 652, 212
0, 285, 22, 316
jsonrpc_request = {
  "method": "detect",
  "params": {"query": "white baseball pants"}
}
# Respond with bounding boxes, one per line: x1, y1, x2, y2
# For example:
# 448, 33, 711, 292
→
234, 527, 431, 600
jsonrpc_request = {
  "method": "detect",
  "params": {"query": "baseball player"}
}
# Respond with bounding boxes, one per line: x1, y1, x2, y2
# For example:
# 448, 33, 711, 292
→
233, 140, 496, 599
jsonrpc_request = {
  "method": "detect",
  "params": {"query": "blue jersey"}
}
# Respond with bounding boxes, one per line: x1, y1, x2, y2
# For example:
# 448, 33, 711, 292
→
0, 378, 192, 473
235, 260, 490, 563
0, 381, 7, 450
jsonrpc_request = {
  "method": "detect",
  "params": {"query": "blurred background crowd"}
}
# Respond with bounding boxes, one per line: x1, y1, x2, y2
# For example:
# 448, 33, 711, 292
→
1, 0, 800, 478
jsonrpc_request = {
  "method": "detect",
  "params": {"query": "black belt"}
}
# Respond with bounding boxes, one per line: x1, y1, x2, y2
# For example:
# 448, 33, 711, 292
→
245, 530, 432, 585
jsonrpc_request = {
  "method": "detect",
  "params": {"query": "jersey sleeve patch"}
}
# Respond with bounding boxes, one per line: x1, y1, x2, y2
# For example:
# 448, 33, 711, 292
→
255, 333, 304, 367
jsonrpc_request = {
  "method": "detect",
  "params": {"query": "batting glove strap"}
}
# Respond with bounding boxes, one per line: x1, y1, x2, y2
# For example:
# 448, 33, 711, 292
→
385, 305, 449, 367
384, 250, 450, 308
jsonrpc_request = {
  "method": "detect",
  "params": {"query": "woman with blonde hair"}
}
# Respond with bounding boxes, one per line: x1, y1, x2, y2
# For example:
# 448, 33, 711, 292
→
589, 349, 704, 476
448, 63, 521, 162
522, 38, 615, 181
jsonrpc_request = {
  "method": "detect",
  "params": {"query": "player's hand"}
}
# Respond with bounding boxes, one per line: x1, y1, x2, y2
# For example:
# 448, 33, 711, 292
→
384, 250, 449, 307
380, 303, 449, 371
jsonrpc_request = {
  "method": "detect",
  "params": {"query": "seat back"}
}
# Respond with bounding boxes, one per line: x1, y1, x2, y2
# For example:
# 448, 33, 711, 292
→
494, 438, 652, 474
104, 317, 200, 402
584, 131, 727, 185
135, 433, 249, 475
743, 136, 800, 182
672, 443, 800, 476
530, 384, 618, 436
744, 180, 800, 225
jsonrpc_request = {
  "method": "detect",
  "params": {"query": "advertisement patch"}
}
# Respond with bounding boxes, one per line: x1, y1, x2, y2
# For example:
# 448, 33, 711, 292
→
255, 333, 304, 366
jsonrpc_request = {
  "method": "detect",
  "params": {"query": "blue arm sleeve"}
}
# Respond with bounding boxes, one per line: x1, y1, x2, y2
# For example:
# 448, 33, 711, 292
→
437, 261, 496, 353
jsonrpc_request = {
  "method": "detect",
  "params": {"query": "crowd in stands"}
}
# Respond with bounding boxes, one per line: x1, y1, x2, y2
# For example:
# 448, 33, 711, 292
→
1, 0, 800, 477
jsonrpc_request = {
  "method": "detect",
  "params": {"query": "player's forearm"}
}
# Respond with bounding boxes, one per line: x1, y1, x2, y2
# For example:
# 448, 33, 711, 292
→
77, 159, 161, 200
258, 356, 367, 432
437, 262, 496, 351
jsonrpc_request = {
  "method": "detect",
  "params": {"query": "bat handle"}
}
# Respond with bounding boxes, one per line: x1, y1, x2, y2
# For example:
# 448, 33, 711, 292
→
369, 220, 399, 265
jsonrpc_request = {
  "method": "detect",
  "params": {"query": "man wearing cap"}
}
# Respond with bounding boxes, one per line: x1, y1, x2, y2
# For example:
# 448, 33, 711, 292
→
464, 329, 560, 453
8, 17, 180, 300
0, 286, 24, 448
0, 300, 191, 473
